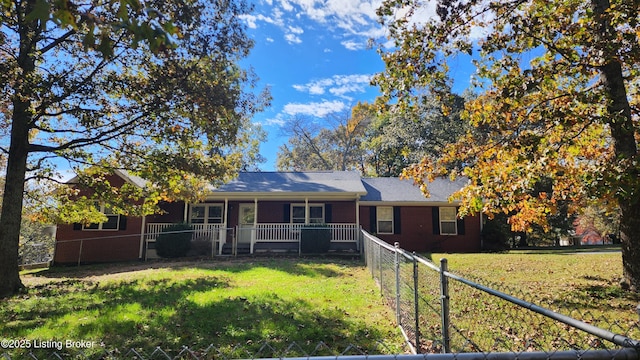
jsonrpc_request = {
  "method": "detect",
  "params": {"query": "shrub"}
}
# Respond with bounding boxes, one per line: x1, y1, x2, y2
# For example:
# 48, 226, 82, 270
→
481, 218, 510, 251
156, 223, 193, 258
300, 224, 331, 254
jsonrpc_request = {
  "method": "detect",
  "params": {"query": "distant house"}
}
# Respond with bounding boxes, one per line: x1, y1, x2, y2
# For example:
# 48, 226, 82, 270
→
53, 171, 482, 264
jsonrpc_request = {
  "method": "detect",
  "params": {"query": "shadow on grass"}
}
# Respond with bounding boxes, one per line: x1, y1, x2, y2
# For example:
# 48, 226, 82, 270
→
6, 258, 397, 357
534, 275, 640, 319
32, 256, 355, 280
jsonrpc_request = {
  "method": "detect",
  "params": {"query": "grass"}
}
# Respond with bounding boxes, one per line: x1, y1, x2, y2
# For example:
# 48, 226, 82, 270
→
1, 257, 407, 358
418, 250, 640, 352
4, 250, 639, 357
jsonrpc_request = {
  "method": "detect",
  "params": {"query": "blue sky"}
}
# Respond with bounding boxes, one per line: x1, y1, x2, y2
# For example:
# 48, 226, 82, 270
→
240, 0, 476, 171
239, 0, 396, 171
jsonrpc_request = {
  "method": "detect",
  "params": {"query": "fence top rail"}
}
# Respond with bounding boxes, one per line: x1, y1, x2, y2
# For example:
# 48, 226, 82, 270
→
361, 230, 440, 272
360, 229, 640, 350
361, 230, 397, 253
412, 253, 440, 272
244, 348, 639, 360
441, 269, 640, 349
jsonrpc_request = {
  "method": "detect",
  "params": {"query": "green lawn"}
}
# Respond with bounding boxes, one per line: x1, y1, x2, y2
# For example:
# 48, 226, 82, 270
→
1, 257, 407, 358
3, 251, 638, 357
426, 250, 640, 351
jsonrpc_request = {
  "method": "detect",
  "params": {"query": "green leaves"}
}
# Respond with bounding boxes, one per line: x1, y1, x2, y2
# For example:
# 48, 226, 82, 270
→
4, 0, 269, 223
24, 0, 50, 24
377, 0, 639, 230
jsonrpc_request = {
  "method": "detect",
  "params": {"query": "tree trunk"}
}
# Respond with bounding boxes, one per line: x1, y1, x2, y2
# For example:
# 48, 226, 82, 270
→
592, 0, 640, 292
0, 102, 30, 298
619, 203, 640, 291
0, 0, 37, 298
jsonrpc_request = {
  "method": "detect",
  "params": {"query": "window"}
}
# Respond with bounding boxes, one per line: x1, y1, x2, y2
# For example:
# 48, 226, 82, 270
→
190, 204, 223, 224
291, 204, 324, 224
376, 207, 393, 234
84, 202, 120, 231
439, 207, 458, 235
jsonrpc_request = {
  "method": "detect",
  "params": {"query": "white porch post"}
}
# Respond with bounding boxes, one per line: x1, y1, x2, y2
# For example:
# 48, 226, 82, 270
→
183, 202, 189, 223
219, 198, 228, 255
305, 197, 309, 225
223, 198, 229, 225
251, 198, 258, 254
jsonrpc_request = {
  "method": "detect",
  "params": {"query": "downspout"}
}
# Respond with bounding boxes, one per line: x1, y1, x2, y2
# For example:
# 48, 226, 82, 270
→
356, 196, 361, 252
356, 197, 360, 228
183, 202, 189, 223
139, 215, 146, 260
479, 212, 484, 250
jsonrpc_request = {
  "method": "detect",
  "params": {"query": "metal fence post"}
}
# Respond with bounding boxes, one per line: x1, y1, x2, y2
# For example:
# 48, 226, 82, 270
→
379, 244, 383, 293
413, 252, 420, 351
440, 258, 451, 353
77, 239, 83, 266
395, 242, 401, 326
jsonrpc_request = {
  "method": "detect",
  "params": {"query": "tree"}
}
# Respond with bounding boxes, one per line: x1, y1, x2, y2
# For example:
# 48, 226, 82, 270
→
375, 0, 639, 290
276, 104, 372, 171
364, 92, 469, 176
0, 0, 270, 297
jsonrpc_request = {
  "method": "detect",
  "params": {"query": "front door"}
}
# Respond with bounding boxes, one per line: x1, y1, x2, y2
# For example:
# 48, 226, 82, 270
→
238, 204, 255, 245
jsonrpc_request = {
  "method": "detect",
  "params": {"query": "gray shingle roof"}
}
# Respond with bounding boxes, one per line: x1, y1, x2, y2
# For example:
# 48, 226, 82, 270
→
360, 177, 468, 203
66, 169, 148, 189
213, 171, 368, 194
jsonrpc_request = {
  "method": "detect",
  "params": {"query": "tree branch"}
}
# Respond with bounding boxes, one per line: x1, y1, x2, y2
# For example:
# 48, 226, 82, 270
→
29, 111, 149, 153
39, 30, 76, 55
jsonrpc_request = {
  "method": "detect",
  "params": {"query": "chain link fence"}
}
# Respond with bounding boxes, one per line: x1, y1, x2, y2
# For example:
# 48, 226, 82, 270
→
362, 230, 640, 358
3, 342, 638, 360
0, 340, 406, 359
6, 229, 639, 359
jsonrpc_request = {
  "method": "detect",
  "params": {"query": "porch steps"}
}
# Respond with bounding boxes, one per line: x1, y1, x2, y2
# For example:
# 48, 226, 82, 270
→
221, 243, 251, 255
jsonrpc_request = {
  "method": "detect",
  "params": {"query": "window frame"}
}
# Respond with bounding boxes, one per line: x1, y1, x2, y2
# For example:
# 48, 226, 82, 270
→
376, 206, 394, 235
190, 204, 224, 224
291, 204, 325, 224
439, 207, 458, 235
83, 202, 121, 231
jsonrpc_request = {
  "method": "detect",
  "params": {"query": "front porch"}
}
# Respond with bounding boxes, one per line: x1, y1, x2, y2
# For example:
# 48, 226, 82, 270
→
144, 223, 361, 258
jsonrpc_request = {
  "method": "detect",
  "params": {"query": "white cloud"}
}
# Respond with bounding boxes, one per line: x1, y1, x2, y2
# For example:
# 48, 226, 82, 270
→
288, 25, 304, 34
247, 0, 388, 47
341, 40, 364, 51
283, 25, 304, 44
239, 14, 258, 29
262, 117, 287, 127
290, 0, 382, 36
293, 74, 372, 98
284, 33, 302, 44
279, 0, 294, 12
283, 100, 347, 117
239, 12, 284, 29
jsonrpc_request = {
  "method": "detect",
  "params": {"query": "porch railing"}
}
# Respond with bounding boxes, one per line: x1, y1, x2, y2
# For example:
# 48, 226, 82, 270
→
145, 223, 224, 241
145, 223, 227, 258
329, 223, 361, 242
253, 223, 359, 242
254, 223, 303, 242
145, 223, 360, 256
